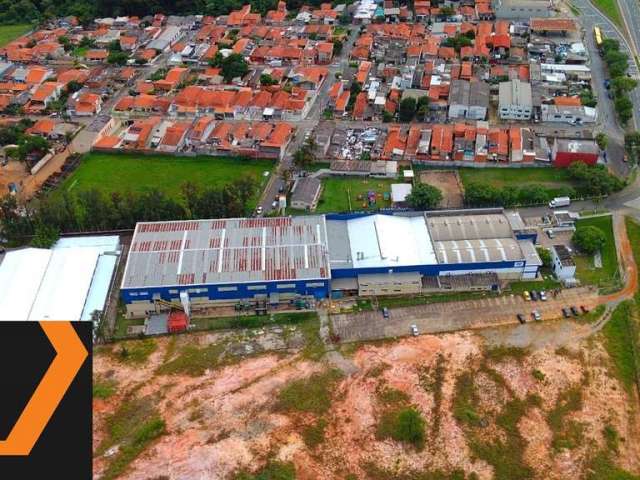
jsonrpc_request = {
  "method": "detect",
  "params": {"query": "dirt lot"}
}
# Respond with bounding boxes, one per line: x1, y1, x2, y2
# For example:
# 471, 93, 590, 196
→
331, 287, 598, 343
0, 160, 28, 194
419, 170, 464, 208
93, 325, 640, 480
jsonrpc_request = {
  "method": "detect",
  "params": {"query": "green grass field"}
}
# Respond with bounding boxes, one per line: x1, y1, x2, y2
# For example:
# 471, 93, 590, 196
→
0, 24, 32, 47
458, 167, 574, 189
574, 215, 619, 289
59, 153, 274, 202
592, 0, 623, 27
314, 177, 397, 213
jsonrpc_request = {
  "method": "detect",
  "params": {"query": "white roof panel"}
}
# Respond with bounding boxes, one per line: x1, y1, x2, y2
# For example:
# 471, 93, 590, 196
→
29, 248, 100, 321
346, 214, 437, 269
0, 249, 52, 321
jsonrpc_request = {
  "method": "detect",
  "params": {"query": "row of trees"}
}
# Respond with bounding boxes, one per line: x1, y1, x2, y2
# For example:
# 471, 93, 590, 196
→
601, 39, 638, 125
1, 0, 341, 26
0, 176, 257, 246
464, 163, 624, 208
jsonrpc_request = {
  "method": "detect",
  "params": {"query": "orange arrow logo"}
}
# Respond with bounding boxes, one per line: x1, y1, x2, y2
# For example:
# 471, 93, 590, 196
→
0, 321, 88, 456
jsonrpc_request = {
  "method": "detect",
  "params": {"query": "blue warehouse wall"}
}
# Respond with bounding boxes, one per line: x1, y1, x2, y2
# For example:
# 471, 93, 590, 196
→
121, 278, 330, 304
329, 260, 525, 279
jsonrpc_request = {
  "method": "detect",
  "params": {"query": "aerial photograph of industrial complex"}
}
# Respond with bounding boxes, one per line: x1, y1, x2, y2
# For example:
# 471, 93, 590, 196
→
1, 0, 640, 476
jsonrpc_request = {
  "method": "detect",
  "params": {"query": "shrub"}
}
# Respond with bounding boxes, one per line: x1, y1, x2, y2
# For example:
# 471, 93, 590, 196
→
377, 407, 426, 450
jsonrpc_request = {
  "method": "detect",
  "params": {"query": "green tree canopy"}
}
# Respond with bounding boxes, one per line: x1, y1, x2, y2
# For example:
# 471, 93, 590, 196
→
399, 97, 416, 122
572, 226, 607, 254
406, 183, 443, 210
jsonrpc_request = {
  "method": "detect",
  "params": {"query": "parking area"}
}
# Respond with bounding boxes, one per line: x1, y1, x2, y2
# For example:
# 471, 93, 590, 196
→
331, 287, 598, 343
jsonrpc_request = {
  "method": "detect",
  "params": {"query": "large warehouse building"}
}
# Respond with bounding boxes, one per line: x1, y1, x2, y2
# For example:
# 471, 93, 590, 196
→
121, 210, 541, 317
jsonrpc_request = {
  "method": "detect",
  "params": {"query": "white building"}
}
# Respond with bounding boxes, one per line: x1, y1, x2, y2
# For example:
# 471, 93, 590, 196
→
498, 79, 533, 120
0, 236, 120, 323
550, 244, 576, 280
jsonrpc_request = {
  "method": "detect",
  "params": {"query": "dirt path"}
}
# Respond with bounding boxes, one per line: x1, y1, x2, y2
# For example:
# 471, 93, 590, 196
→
600, 214, 638, 305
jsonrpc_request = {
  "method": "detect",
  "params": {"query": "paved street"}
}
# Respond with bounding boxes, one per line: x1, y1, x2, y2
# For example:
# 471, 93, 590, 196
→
572, 0, 640, 128
258, 27, 360, 214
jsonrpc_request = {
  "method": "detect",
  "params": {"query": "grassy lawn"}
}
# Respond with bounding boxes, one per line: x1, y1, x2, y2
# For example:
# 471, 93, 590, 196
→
592, 0, 623, 27
574, 216, 619, 289
508, 277, 561, 294
314, 177, 397, 214
58, 153, 274, 204
189, 311, 317, 331
0, 24, 32, 47
458, 167, 574, 190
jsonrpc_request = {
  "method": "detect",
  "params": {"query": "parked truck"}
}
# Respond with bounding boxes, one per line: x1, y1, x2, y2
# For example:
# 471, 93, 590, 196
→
549, 196, 570, 208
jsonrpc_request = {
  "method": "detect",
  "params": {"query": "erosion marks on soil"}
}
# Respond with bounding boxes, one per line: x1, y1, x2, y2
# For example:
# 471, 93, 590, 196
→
546, 385, 585, 451
97, 395, 166, 480
452, 355, 535, 480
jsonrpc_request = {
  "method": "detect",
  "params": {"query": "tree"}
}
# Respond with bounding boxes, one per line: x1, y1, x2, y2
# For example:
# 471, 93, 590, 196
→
211, 53, 249, 82
382, 110, 394, 122
399, 97, 416, 122
293, 136, 316, 169
107, 50, 129, 66
572, 226, 607, 254
406, 183, 443, 210
31, 223, 59, 248
537, 247, 552, 268
612, 76, 638, 96
439, 5, 455, 17
416, 96, 429, 121
614, 96, 633, 124
625, 131, 640, 163
595, 133, 608, 150
260, 73, 277, 86
332, 39, 343, 55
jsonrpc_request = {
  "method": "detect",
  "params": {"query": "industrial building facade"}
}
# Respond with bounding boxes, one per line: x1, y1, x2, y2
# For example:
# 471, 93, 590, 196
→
121, 210, 541, 317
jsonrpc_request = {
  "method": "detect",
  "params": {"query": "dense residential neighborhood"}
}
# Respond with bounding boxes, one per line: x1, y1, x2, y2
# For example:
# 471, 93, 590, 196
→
1, 0, 640, 478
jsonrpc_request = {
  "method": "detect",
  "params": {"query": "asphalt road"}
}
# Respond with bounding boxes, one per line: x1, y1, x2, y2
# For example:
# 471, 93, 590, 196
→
257, 27, 360, 214
572, 0, 640, 129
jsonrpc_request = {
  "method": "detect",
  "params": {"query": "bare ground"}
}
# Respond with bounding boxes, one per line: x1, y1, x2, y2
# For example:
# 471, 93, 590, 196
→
93, 326, 640, 480
419, 170, 464, 209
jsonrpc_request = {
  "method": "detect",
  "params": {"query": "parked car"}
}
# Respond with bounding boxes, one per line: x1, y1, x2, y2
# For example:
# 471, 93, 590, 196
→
382, 307, 389, 319
570, 306, 580, 317
530, 290, 539, 301
410, 324, 419, 336
580, 305, 590, 314
256, 206, 263, 215
517, 313, 526, 324
532, 310, 541, 321
562, 308, 571, 318
539, 290, 547, 301
523, 291, 531, 301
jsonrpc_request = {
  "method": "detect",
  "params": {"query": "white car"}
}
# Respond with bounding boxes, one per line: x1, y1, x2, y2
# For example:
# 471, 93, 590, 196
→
539, 290, 547, 301
410, 324, 419, 337
256, 206, 263, 215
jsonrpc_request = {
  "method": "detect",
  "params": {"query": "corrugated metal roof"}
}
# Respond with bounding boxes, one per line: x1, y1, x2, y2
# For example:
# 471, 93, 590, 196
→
122, 216, 331, 288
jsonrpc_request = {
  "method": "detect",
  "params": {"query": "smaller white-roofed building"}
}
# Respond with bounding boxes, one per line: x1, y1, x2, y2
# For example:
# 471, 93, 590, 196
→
391, 183, 412, 205
0, 236, 120, 322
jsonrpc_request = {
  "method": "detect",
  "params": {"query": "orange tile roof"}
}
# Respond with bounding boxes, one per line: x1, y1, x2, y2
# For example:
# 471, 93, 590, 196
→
31, 82, 61, 102
25, 67, 50, 85
263, 122, 294, 147
28, 118, 56, 135
352, 92, 367, 119
553, 96, 582, 106
335, 91, 350, 112
530, 18, 577, 32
